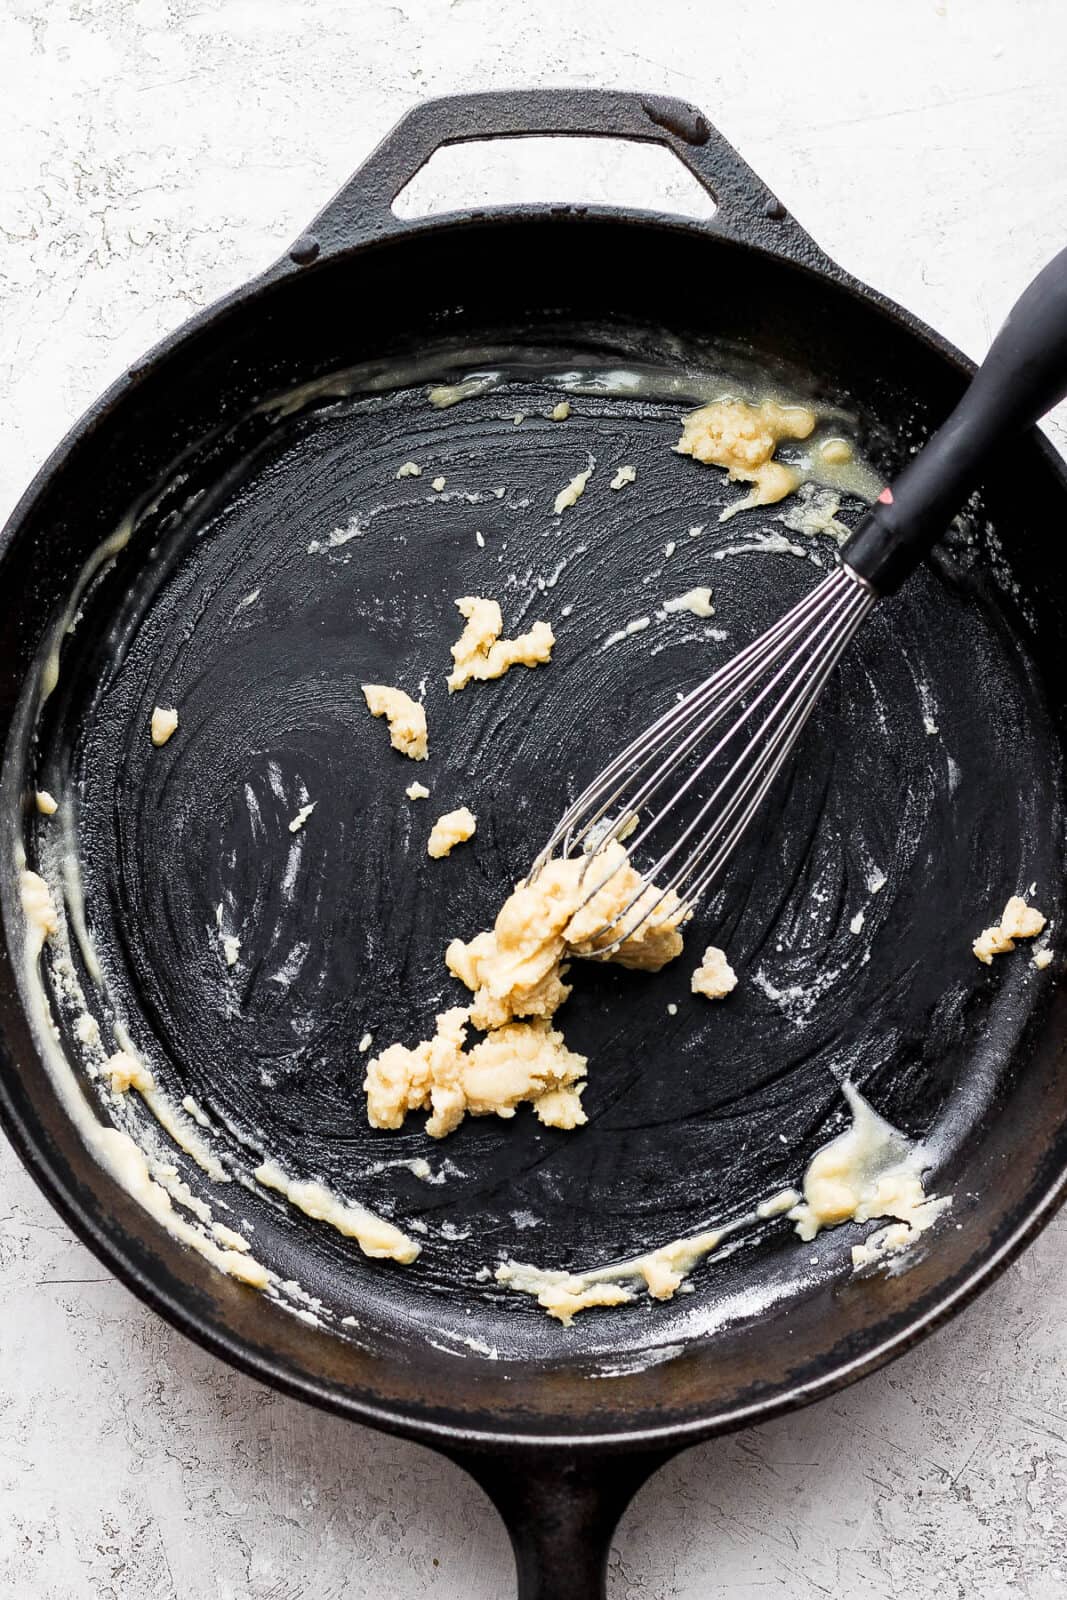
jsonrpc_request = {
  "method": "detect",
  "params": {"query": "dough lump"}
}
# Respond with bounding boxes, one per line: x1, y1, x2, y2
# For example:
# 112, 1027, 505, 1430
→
105, 1049, 154, 1094
663, 587, 714, 619
1000, 895, 1046, 940
288, 802, 315, 833
19, 869, 58, 956
973, 894, 1046, 964
446, 596, 554, 693
553, 466, 592, 514
819, 437, 853, 466
150, 706, 179, 746
691, 945, 737, 999
361, 684, 428, 760
365, 842, 685, 1138
676, 398, 815, 514
445, 840, 686, 1033
364, 1007, 588, 1138
427, 806, 476, 858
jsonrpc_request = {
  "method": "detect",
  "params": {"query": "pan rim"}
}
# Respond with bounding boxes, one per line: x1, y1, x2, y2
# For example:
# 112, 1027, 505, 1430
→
0, 202, 987, 576
3, 203, 1067, 1451
4, 1068, 1067, 1452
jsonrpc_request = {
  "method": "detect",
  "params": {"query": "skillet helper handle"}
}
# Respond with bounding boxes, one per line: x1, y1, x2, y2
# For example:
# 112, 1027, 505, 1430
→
446, 1445, 666, 1600
283, 88, 826, 265
843, 244, 1067, 596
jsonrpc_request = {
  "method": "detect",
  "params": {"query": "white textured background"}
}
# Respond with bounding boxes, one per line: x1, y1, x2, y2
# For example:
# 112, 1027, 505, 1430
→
3, 2, 1067, 1595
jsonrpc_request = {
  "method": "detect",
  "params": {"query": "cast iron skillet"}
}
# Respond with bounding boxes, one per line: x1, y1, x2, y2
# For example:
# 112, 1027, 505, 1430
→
1, 91, 1066, 1598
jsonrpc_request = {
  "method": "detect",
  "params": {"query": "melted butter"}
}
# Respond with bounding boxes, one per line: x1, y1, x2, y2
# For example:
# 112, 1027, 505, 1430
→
427, 373, 501, 409
788, 1082, 949, 1244
420, 354, 883, 514
12, 848, 270, 1287
793, 435, 883, 503
252, 1159, 419, 1264
780, 484, 852, 544
497, 1084, 949, 1323
11, 832, 410, 1300
39, 514, 134, 704
245, 343, 883, 531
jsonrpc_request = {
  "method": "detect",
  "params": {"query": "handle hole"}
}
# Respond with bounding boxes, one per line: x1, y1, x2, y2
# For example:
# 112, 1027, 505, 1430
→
391, 137, 717, 222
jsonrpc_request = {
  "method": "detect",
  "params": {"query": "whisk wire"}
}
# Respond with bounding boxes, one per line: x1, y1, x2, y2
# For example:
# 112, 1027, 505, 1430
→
619, 573, 864, 885
542, 569, 855, 871
584, 575, 870, 950
535, 564, 874, 953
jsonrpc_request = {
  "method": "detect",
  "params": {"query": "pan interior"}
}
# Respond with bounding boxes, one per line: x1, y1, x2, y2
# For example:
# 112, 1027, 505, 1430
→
21, 318, 1066, 1376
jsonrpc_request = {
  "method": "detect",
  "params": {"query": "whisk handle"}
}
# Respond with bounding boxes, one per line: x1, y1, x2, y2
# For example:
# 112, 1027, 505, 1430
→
842, 243, 1067, 595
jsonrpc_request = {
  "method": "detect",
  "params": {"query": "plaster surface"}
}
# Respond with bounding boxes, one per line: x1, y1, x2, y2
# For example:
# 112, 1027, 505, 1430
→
3, 2, 1067, 1593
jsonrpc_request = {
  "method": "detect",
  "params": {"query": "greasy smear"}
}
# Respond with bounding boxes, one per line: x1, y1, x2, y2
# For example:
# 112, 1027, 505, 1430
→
253, 1158, 420, 1263
498, 1084, 949, 1322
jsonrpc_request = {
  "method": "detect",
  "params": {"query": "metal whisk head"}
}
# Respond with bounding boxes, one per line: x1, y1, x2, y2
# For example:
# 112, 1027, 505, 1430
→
529, 562, 875, 951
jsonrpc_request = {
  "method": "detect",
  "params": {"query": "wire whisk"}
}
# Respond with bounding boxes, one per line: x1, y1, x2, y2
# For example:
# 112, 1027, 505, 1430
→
528, 240, 1067, 952
528, 563, 874, 951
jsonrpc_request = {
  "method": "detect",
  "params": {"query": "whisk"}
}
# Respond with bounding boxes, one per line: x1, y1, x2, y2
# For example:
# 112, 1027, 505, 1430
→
530, 245, 1067, 949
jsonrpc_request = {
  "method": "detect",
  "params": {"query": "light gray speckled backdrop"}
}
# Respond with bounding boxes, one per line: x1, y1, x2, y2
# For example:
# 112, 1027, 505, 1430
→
3, 2, 1067, 1595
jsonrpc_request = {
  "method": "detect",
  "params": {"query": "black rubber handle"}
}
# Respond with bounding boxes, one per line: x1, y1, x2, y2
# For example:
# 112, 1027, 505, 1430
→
280, 89, 837, 273
843, 244, 1067, 595
446, 1444, 667, 1599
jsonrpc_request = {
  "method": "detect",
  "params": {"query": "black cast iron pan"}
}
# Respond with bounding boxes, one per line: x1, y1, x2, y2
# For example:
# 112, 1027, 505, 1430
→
1, 91, 1066, 1598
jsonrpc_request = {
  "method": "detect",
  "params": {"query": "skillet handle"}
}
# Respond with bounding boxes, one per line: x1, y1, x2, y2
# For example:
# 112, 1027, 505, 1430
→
281, 89, 835, 272
445, 1443, 668, 1599
842, 242, 1067, 594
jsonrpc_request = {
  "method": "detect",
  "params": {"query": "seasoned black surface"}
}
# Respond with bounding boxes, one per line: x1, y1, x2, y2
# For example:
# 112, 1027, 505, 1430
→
0, 188, 1065, 1448
29, 347, 1064, 1363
